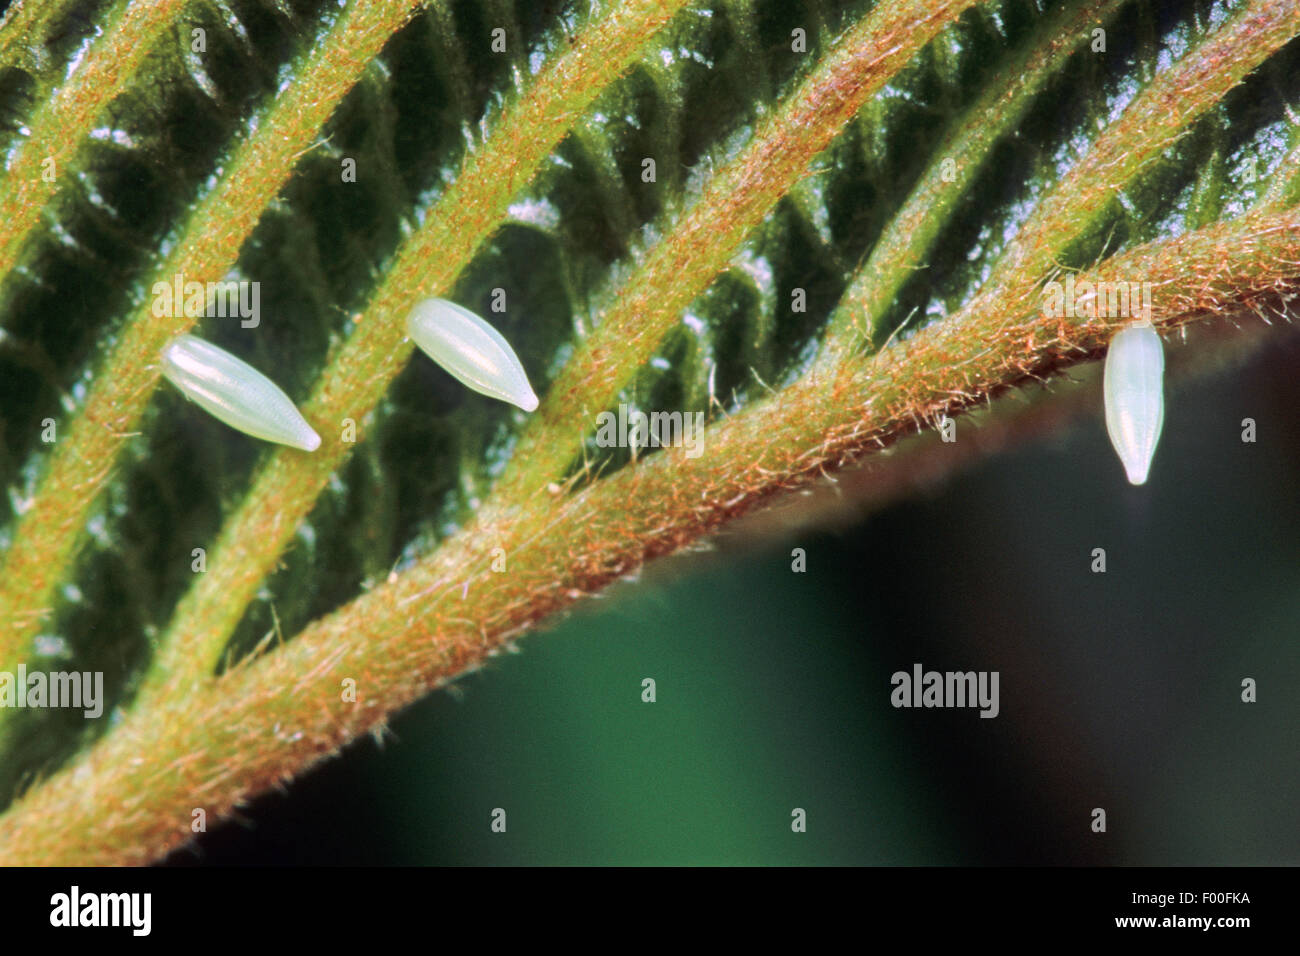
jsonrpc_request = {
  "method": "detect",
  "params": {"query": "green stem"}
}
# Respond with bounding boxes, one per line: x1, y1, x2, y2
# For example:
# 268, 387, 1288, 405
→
0, 0, 111, 74
0, 0, 425, 669
1258, 104, 1300, 209
816, 0, 1127, 361
1, 205, 1296, 866
131, 0, 694, 712
0, 0, 187, 276
489, 0, 985, 506
982, 0, 1300, 294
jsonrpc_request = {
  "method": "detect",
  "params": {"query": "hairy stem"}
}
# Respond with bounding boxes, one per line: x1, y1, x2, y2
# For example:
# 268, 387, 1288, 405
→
489, 0, 984, 506
0, 0, 112, 74
131, 0, 693, 711
1, 205, 1295, 865
816, 0, 1126, 359
0, 0, 425, 671
1259, 103, 1300, 210
983, 0, 1300, 294
0, 0, 187, 276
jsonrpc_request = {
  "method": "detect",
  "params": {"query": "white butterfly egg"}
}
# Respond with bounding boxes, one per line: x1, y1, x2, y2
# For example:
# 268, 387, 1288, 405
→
406, 298, 539, 412
160, 334, 321, 451
1103, 319, 1164, 485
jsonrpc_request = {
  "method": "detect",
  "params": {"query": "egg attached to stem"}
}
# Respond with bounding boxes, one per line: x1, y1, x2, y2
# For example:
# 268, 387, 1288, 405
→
160, 334, 321, 451
1103, 319, 1164, 485
405, 298, 539, 412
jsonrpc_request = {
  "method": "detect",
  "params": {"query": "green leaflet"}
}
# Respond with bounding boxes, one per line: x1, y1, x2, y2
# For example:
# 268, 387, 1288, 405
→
0, 0, 1296, 827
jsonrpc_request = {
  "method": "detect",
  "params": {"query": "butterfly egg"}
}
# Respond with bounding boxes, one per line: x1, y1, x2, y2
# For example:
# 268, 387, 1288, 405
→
1103, 319, 1164, 485
160, 334, 321, 452
405, 298, 539, 412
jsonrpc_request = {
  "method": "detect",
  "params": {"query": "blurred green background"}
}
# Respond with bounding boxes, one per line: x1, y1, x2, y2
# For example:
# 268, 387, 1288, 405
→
171, 330, 1300, 866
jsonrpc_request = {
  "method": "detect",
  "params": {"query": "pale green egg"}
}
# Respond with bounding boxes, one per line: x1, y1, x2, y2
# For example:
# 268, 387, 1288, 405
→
160, 334, 321, 452
405, 298, 539, 412
1103, 320, 1164, 486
